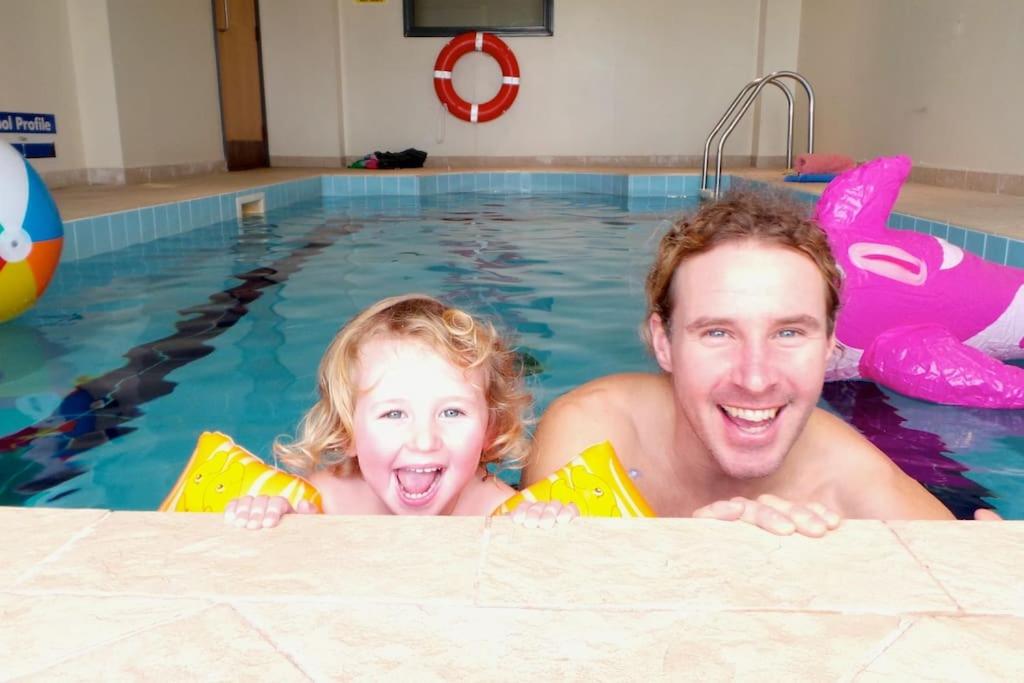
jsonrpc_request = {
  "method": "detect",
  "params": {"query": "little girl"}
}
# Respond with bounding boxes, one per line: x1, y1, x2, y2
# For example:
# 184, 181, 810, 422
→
225, 294, 575, 528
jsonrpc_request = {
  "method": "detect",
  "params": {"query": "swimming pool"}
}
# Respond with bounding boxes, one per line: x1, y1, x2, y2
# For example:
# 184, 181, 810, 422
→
1, 189, 1020, 518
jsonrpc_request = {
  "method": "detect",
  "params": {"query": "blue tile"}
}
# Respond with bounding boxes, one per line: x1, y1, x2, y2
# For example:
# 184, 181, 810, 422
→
984, 235, 1008, 264
350, 176, 368, 196
420, 176, 437, 195
929, 221, 948, 239
630, 175, 650, 196
140, 207, 156, 242
519, 172, 531, 193
92, 215, 112, 254
650, 175, 667, 197
124, 210, 142, 246
380, 177, 399, 196
74, 219, 96, 259
1007, 239, 1024, 268
365, 176, 382, 196
684, 175, 700, 196
400, 176, 416, 195
109, 212, 127, 250
667, 175, 684, 196
946, 226, 966, 247
964, 230, 986, 257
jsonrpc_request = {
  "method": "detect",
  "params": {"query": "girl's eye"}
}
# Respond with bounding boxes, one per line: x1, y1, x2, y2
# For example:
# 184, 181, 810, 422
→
441, 408, 465, 418
380, 409, 405, 419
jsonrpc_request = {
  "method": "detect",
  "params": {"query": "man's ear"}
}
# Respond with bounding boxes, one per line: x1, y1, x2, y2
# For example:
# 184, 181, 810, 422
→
826, 331, 838, 363
649, 314, 673, 373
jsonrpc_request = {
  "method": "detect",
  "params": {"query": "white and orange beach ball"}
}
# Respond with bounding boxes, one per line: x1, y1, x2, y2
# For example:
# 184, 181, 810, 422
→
0, 140, 63, 323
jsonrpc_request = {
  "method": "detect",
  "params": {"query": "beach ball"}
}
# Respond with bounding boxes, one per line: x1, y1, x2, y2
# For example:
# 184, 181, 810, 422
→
0, 140, 63, 323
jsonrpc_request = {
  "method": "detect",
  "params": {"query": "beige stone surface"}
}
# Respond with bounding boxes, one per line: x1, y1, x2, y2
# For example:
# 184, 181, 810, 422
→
2, 509, 1022, 679
888, 521, 1024, 614
478, 518, 956, 613
0, 594, 208, 679
18, 512, 485, 604
0, 508, 109, 585
857, 616, 1024, 681
236, 602, 901, 681
18, 603, 311, 681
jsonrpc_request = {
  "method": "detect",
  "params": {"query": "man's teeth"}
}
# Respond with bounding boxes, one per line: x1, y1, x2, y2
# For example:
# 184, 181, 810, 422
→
721, 405, 779, 422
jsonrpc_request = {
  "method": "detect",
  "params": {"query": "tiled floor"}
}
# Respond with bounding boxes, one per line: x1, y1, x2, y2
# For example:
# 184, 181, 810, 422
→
50, 166, 1024, 241
1, 509, 1021, 680
7, 166, 1020, 678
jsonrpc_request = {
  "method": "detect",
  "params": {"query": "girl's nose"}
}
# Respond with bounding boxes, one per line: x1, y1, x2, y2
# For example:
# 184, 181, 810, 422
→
408, 417, 441, 452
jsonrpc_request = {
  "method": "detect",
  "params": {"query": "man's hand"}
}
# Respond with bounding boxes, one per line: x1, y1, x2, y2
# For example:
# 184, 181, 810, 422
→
225, 495, 319, 529
974, 508, 1004, 521
511, 501, 580, 529
692, 494, 841, 537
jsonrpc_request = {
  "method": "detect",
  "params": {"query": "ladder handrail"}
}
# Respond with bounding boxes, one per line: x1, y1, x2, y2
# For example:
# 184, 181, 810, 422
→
700, 77, 794, 193
703, 70, 816, 200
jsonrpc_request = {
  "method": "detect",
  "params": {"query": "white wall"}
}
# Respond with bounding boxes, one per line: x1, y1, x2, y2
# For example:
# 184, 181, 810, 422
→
66, 0, 124, 176
335, 0, 775, 161
259, 0, 345, 162
798, 0, 1024, 174
107, 0, 224, 169
0, 0, 86, 174
0, 0, 223, 183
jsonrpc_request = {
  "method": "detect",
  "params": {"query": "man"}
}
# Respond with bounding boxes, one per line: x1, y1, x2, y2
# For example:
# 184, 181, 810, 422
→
525, 192, 976, 535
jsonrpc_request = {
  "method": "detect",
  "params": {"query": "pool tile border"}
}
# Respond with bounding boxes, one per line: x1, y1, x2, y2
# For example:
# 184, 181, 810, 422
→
58, 173, 1023, 269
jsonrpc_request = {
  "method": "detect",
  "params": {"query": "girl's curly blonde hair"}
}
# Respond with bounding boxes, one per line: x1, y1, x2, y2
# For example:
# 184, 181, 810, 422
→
275, 294, 531, 477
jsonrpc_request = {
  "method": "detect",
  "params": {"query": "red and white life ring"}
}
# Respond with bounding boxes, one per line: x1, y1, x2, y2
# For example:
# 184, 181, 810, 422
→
433, 32, 520, 123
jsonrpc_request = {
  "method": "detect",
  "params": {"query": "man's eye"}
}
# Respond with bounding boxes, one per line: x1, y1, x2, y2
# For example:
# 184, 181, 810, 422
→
704, 329, 728, 338
380, 410, 404, 419
778, 328, 803, 338
441, 408, 465, 418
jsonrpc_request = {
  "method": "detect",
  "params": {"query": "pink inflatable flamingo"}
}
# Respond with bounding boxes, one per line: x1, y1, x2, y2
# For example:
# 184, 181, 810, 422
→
816, 155, 1024, 409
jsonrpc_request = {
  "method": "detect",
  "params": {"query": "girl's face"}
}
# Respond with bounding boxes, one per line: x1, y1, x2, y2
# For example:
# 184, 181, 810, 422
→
351, 336, 490, 515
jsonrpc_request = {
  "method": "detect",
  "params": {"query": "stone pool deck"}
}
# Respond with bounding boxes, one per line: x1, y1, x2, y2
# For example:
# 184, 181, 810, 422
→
2, 508, 1021, 680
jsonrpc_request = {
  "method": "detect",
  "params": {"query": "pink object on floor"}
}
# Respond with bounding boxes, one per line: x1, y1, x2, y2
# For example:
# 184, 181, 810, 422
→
795, 153, 855, 174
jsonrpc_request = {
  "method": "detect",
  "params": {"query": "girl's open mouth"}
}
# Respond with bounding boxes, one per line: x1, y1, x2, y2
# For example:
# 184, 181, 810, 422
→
395, 466, 444, 506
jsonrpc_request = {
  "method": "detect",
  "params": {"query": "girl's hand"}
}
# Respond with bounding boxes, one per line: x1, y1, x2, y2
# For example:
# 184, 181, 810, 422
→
692, 494, 841, 537
511, 501, 580, 529
224, 495, 318, 529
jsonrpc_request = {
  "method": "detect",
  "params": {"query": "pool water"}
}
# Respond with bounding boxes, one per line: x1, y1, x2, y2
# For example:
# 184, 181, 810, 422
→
1, 192, 1020, 518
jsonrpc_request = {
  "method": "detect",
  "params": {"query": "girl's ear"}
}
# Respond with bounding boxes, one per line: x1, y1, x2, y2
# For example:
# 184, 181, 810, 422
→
649, 314, 674, 373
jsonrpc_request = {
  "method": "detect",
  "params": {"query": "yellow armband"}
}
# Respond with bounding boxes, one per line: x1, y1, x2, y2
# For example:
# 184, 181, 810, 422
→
160, 431, 323, 513
495, 441, 655, 517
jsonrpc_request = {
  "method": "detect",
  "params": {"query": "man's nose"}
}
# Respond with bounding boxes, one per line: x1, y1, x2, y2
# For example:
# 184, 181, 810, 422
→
733, 342, 779, 394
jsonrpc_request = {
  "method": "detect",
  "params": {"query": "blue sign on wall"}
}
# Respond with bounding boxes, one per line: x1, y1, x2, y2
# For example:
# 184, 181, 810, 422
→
0, 112, 57, 135
11, 142, 56, 159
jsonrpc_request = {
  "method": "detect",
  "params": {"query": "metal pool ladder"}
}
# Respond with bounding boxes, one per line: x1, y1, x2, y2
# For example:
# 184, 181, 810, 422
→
700, 70, 815, 200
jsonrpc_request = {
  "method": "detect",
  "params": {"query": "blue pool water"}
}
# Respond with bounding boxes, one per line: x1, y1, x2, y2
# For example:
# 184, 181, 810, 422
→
1, 192, 1021, 518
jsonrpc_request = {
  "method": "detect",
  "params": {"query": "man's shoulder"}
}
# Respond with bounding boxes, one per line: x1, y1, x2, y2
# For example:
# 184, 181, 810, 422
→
798, 408, 953, 519
524, 373, 670, 485
549, 372, 670, 414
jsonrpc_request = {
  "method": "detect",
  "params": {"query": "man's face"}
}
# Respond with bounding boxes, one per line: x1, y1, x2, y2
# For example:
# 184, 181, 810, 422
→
649, 241, 835, 480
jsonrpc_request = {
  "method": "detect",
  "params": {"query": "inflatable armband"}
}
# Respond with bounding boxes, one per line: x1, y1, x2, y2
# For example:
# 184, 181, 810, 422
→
160, 431, 322, 513
495, 441, 655, 517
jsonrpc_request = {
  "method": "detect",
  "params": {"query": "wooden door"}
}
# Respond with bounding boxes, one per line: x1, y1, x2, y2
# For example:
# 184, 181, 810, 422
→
213, 0, 268, 170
